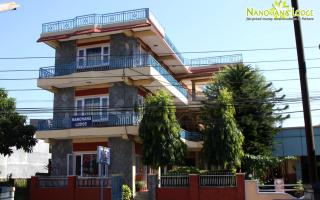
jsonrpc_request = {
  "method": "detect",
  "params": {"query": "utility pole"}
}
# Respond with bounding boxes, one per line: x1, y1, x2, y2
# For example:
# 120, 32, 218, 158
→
291, 0, 318, 194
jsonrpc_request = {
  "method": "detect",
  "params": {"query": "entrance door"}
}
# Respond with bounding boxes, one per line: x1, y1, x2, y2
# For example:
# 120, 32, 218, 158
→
67, 153, 99, 176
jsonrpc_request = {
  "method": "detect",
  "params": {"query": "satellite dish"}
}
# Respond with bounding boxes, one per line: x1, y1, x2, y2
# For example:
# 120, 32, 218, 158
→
0, 2, 20, 12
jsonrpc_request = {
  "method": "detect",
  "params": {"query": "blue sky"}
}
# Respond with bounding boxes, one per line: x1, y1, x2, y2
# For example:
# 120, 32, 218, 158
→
0, 0, 319, 127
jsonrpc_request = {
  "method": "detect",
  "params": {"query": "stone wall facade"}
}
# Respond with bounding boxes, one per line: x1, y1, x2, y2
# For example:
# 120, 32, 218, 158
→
55, 40, 77, 75
53, 87, 75, 120
50, 139, 72, 176
108, 137, 135, 190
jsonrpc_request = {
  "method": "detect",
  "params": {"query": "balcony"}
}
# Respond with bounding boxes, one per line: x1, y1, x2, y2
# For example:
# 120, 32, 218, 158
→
37, 112, 140, 131
40, 8, 185, 65
39, 54, 188, 98
180, 129, 203, 141
186, 54, 243, 67
42, 8, 149, 34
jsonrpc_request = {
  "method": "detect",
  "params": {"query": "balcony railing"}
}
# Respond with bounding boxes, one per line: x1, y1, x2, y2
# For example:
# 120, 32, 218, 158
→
42, 8, 149, 33
180, 129, 203, 141
186, 54, 243, 67
37, 112, 141, 131
39, 54, 188, 98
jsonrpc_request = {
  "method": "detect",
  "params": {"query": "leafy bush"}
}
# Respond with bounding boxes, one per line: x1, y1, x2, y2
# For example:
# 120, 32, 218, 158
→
168, 166, 203, 175
136, 181, 145, 191
122, 184, 132, 200
294, 180, 304, 198
242, 154, 296, 183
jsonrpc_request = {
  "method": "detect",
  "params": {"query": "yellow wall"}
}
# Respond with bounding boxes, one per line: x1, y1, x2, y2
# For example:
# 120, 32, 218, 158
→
245, 180, 295, 200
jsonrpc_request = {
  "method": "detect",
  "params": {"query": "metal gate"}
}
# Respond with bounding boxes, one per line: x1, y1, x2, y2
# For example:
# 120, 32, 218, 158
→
111, 175, 123, 200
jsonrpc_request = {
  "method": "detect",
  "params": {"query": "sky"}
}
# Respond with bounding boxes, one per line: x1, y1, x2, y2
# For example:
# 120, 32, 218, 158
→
0, 0, 319, 127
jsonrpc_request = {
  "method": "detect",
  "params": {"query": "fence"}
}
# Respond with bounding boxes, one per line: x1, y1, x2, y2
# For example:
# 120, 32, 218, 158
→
199, 171, 236, 187
258, 183, 299, 192
156, 173, 245, 200
38, 54, 188, 98
77, 177, 111, 188
38, 177, 68, 188
160, 175, 189, 187
30, 176, 122, 200
42, 8, 149, 33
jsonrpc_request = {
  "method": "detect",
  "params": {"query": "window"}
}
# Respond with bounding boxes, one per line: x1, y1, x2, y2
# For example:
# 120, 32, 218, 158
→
67, 153, 99, 176
75, 96, 109, 121
77, 44, 110, 68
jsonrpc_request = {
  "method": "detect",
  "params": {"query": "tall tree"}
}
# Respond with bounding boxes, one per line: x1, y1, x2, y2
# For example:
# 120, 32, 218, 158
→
202, 88, 244, 170
205, 64, 288, 156
139, 90, 186, 168
0, 88, 37, 156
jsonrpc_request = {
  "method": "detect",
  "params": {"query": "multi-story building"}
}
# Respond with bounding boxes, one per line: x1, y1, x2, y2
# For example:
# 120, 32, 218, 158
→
34, 8, 242, 191
273, 126, 320, 184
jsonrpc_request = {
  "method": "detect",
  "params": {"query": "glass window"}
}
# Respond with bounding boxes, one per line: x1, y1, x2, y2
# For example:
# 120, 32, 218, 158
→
77, 45, 110, 68
76, 96, 108, 121
75, 155, 82, 176
86, 47, 101, 66
82, 154, 98, 176
103, 46, 109, 54
101, 97, 108, 119
76, 100, 83, 116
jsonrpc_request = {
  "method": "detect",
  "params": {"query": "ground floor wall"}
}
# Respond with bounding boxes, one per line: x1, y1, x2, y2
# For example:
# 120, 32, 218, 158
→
30, 176, 112, 200
156, 174, 245, 200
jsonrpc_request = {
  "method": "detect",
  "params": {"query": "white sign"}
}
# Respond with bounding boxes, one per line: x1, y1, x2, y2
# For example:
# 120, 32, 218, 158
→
97, 146, 110, 165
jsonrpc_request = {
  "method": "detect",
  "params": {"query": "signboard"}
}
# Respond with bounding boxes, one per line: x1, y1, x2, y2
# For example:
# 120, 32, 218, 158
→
97, 146, 110, 165
274, 178, 285, 193
71, 116, 92, 128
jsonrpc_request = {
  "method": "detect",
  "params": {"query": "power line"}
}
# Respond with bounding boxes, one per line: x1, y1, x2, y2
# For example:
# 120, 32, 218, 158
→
0, 46, 317, 60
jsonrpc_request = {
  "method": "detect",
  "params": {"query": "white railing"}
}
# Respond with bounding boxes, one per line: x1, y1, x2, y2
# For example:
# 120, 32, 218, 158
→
258, 184, 300, 192
160, 175, 189, 187
38, 177, 68, 188
199, 174, 236, 187
77, 177, 111, 188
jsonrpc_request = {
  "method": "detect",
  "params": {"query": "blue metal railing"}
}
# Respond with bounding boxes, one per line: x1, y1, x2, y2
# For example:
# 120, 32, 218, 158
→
42, 8, 149, 33
186, 54, 243, 67
180, 129, 203, 141
163, 35, 185, 64
39, 54, 188, 98
37, 113, 140, 131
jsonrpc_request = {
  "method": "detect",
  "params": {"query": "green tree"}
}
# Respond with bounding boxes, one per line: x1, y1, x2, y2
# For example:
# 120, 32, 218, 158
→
205, 64, 288, 156
201, 88, 244, 170
139, 90, 186, 168
0, 88, 37, 156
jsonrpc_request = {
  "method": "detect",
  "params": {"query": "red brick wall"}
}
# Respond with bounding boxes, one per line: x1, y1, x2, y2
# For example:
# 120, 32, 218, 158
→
156, 174, 245, 200
73, 142, 108, 151
30, 176, 112, 200
75, 88, 108, 97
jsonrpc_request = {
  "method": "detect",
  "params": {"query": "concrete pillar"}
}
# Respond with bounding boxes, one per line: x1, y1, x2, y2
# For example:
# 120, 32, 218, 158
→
67, 176, 76, 200
147, 174, 157, 200
55, 40, 77, 75
50, 139, 72, 176
30, 176, 38, 200
53, 87, 75, 120
189, 174, 199, 200
108, 138, 135, 190
236, 173, 246, 200
191, 81, 196, 101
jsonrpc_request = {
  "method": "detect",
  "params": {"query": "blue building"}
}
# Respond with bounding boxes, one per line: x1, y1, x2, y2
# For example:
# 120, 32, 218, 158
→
273, 126, 320, 183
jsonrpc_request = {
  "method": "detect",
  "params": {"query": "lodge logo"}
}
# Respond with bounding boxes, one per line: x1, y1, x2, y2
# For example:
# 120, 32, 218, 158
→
246, 0, 314, 21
